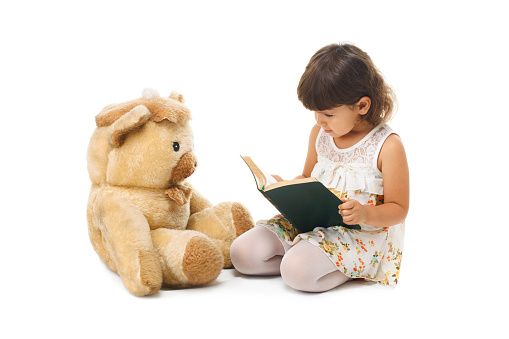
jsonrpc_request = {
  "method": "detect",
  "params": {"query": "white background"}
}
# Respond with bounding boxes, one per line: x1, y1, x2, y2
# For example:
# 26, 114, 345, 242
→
1, 1, 507, 338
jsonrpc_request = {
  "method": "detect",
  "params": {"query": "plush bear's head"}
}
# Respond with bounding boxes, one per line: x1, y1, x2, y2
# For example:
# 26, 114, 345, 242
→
87, 89, 196, 189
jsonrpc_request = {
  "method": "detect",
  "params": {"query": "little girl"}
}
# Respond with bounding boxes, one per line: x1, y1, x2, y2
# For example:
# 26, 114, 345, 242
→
231, 43, 409, 292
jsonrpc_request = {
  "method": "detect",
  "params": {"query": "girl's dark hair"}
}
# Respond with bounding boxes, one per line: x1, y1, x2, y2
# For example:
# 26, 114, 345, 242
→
297, 43, 396, 125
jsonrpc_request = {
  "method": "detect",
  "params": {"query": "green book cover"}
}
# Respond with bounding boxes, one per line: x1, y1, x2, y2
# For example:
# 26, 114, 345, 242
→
242, 156, 361, 233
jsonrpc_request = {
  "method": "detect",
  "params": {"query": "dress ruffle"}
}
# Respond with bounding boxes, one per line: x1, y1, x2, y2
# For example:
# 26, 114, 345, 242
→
311, 156, 384, 195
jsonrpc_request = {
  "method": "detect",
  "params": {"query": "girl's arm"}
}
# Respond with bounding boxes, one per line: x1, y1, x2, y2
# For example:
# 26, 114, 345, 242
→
295, 124, 320, 179
340, 134, 409, 227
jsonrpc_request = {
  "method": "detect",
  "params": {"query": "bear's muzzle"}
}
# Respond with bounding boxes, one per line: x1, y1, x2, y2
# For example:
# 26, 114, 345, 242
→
169, 151, 197, 183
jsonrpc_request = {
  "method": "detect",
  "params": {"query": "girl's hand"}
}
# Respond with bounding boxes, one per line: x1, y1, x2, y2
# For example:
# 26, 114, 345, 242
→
339, 198, 367, 225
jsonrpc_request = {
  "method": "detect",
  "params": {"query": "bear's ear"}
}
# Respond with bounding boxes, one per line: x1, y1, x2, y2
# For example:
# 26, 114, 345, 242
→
108, 105, 151, 148
169, 91, 185, 103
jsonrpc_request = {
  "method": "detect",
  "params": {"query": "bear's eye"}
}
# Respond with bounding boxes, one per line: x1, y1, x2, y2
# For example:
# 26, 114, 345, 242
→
173, 142, 180, 152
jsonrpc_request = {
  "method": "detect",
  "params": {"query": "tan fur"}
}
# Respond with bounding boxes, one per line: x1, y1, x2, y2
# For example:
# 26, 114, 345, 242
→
169, 91, 185, 103
165, 185, 193, 205
232, 202, 255, 237
189, 187, 214, 214
95, 95, 190, 127
151, 228, 195, 286
87, 89, 254, 296
183, 236, 224, 285
108, 105, 151, 148
187, 201, 255, 268
138, 250, 163, 294
169, 151, 197, 183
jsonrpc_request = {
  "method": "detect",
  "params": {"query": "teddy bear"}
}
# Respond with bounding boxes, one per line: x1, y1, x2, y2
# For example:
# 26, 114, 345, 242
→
86, 88, 254, 296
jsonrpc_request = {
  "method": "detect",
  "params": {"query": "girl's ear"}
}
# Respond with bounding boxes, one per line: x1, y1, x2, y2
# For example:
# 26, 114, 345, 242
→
357, 96, 371, 115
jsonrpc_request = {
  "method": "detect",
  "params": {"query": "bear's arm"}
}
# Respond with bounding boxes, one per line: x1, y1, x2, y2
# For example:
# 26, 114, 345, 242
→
184, 182, 214, 214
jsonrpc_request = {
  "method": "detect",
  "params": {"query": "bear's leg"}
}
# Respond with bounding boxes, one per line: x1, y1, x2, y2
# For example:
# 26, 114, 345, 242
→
186, 202, 254, 268
151, 229, 224, 287
91, 192, 163, 296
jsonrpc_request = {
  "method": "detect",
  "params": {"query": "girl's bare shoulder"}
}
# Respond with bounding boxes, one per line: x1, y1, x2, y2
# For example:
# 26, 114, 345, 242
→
378, 133, 407, 171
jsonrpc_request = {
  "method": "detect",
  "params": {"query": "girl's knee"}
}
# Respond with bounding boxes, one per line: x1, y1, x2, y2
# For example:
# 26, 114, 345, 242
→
280, 248, 315, 291
230, 233, 256, 274
280, 241, 347, 292
230, 226, 283, 275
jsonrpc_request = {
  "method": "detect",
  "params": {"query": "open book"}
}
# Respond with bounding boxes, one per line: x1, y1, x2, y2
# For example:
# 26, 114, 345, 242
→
241, 156, 361, 233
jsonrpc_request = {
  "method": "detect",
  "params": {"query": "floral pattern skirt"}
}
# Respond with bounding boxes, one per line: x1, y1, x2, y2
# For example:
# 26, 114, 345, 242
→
259, 215, 404, 286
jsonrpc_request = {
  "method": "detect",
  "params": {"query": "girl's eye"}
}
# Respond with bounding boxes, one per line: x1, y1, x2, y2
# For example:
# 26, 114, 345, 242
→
173, 142, 180, 152
325, 114, 333, 117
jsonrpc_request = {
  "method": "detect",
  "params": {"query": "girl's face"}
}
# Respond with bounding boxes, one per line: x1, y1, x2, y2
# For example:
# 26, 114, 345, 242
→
314, 105, 361, 138
314, 97, 371, 139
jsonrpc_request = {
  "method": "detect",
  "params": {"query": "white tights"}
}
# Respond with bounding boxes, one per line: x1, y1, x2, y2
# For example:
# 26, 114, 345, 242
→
230, 226, 352, 292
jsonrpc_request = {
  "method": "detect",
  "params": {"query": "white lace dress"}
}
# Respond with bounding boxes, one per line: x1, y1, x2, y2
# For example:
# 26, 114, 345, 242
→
259, 124, 405, 286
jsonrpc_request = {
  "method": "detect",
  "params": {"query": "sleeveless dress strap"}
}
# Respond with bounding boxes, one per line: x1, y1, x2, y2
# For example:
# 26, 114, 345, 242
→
372, 124, 397, 175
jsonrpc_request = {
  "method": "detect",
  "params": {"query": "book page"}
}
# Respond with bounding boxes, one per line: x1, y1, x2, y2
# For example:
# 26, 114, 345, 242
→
259, 166, 278, 187
264, 177, 318, 191
241, 156, 278, 190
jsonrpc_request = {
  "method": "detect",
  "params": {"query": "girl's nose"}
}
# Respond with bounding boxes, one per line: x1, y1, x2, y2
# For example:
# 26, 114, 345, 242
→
315, 114, 325, 126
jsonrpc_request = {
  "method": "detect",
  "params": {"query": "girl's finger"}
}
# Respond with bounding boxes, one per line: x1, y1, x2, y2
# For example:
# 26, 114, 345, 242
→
343, 216, 353, 224
340, 201, 353, 210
